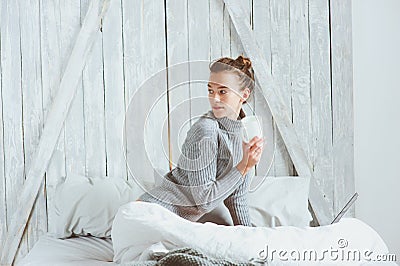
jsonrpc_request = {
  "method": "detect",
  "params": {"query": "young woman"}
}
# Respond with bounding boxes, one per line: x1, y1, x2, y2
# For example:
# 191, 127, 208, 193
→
136, 55, 266, 226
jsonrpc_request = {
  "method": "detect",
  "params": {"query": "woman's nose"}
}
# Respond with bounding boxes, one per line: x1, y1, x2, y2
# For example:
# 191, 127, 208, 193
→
211, 94, 220, 102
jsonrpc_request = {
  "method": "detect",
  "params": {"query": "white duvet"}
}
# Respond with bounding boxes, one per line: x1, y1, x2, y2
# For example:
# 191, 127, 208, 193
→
111, 201, 394, 265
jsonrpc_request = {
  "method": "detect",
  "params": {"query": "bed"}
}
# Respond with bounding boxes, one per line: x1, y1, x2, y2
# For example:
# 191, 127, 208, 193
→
16, 235, 116, 266
16, 174, 397, 266
17, 204, 396, 266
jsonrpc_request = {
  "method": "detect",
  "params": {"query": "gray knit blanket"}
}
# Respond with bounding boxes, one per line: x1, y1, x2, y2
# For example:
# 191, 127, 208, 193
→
120, 246, 266, 266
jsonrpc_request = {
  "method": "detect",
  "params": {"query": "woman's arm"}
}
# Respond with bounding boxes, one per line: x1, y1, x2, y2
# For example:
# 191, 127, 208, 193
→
177, 123, 245, 212
224, 136, 265, 226
223, 170, 252, 226
179, 139, 245, 212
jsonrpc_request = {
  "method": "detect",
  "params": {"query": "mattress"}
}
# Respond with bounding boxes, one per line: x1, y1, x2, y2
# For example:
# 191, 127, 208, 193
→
16, 233, 117, 266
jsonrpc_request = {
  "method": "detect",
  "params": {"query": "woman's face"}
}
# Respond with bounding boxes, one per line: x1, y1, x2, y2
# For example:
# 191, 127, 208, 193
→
207, 71, 249, 120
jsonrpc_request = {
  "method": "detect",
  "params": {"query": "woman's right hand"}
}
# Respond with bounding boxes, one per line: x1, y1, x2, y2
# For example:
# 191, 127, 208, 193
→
236, 136, 266, 176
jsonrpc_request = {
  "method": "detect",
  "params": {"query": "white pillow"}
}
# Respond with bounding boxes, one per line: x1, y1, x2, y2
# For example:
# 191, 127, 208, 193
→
51, 171, 311, 238
50, 173, 138, 239
248, 176, 313, 227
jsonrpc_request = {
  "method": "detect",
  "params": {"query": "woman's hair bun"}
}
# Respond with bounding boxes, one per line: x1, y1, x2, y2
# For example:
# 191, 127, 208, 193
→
237, 55, 252, 69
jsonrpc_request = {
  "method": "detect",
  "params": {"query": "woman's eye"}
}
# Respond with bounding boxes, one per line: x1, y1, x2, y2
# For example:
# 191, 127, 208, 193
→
208, 90, 213, 94
219, 90, 226, 94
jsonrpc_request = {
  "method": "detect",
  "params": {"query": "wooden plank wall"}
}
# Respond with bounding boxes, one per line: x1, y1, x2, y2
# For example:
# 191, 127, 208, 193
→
0, 0, 353, 263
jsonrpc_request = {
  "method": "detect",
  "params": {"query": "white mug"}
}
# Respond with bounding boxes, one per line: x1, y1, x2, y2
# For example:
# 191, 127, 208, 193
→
241, 115, 263, 143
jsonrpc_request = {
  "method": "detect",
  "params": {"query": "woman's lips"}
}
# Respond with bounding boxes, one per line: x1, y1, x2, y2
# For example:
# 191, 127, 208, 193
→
213, 106, 224, 110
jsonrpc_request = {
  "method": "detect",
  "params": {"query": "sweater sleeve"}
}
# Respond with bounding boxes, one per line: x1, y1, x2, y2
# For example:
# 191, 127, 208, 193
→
223, 169, 253, 226
177, 122, 244, 212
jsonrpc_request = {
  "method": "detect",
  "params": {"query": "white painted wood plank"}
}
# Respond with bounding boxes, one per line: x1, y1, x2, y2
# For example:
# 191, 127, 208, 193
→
166, 0, 191, 170
122, 0, 168, 193
252, 0, 272, 65
188, 1, 210, 63
40, 0, 66, 236
229, 0, 249, 56
289, 0, 312, 175
252, 0, 275, 178
143, 0, 170, 177
121, 0, 149, 190
188, 0, 210, 124
289, 0, 323, 224
223, 0, 333, 225
0, 0, 29, 262
19, 0, 47, 253
309, 0, 334, 212
103, 0, 126, 179
210, 0, 231, 59
0, 108, 4, 253
209, 0, 223, 60
124, 69, 169, 190
121, 0, 141, 183
81, 0, 107, 178
0, 0, 6, 253
251, 82, 275, 184
330, 0, 355, 217
222, 3, 231, 57
269, 0, 293, 176
62, 0, 86, 177
0, 1, 110, 263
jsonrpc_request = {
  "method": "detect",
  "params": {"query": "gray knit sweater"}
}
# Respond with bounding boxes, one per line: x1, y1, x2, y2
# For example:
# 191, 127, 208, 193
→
137, 110, 252, 226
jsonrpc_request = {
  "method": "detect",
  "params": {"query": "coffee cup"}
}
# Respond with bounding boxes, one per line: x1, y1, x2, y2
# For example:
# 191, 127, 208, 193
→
241, 115, 263, 143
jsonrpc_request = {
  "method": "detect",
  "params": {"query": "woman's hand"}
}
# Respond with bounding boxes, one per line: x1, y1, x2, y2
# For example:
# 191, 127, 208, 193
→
236, 136, 266, 176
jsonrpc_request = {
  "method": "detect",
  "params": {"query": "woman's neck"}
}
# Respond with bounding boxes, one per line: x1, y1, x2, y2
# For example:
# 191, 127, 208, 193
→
227, 110, 240, 120
225, 106, 242, 120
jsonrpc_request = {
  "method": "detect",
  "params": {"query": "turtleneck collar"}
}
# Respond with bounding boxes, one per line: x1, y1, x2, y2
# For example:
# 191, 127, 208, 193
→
203, 110, 243, 132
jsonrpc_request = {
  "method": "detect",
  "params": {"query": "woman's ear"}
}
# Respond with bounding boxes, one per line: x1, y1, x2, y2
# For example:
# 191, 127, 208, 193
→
241, 88, 251, 102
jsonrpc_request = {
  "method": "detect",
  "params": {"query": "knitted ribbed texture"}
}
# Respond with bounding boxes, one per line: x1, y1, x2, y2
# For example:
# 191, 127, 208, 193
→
137, 110, 252, 226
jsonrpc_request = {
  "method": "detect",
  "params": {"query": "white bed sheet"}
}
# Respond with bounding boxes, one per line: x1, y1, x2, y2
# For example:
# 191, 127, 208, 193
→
112, 201, 397, 265
16, 201, 398, 266
16, 233, 117, 266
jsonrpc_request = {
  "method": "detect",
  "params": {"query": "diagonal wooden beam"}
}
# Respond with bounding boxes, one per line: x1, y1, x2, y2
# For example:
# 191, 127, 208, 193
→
223, 0, 333, 225
0, 0, 110, 264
